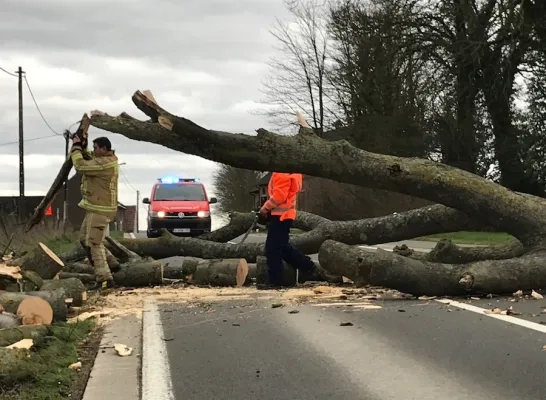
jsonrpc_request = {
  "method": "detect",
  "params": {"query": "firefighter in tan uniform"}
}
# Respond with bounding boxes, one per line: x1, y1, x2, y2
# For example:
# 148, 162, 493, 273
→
70, 135, 119, 290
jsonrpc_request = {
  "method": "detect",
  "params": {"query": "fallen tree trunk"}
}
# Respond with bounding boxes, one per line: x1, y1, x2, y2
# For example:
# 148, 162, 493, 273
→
115, 205, 487, 262
0, 289, 68, 322
0, 325, 49, 347
7, 242, 65, 280
89, 90, 546, 248
318, 240, 546, 296
88, 90, 546, 295
393, 239, 525, 263
26, 114, 90, 232
39, 278, 87, 307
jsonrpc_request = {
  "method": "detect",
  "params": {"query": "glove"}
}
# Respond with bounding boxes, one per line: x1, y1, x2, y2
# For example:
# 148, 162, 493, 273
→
256, 213, 269, 227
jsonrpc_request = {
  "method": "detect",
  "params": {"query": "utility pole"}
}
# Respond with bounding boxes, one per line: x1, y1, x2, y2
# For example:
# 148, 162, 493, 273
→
63, 132, 69, 221
17, 66, 24, 198
136, 190, 140, 232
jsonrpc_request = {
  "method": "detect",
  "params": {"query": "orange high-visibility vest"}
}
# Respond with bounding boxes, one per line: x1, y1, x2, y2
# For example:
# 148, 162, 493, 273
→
263, 172, 302, 221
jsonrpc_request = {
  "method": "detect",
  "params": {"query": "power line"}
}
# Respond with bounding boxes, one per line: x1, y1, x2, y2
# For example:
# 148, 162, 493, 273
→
119, 167, 138, 192
23, 75, 60, 135
0, 66, 16, 77
0, 134, 58, 147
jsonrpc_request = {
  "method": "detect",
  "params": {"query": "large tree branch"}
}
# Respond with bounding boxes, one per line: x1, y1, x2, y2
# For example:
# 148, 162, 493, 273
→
89, 90, 546, 247
26, 114, 90, 232
116, 203, 492, 262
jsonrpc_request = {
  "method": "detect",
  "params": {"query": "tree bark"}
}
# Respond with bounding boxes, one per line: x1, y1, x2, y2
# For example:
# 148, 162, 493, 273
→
318, 240, 546, 296
0, 289, 68, 322
117, 232, 266, 262
0, 325, 49, 347
0, 312, 20, 330
39, 278, 87, 307
112, 260, 164, 287
89, 90, 546, 248
25, 114, 90, 232
393, 239, 525, 263
58, 272, 96, 283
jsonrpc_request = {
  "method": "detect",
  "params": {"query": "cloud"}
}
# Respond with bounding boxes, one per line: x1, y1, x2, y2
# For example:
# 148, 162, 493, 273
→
0, 0, 292, 230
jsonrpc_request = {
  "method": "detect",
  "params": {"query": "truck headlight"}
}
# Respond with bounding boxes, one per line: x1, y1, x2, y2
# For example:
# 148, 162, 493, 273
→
151, 211, 166, 218
197, 211, 210, 218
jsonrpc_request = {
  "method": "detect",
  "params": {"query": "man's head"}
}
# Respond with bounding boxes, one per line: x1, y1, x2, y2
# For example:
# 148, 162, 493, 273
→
93, 137, 112, 156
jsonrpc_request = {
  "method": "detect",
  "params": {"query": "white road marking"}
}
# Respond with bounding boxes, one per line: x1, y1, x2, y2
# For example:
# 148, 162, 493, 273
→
436, 298, 546, 334
142, 299, 175, 400
359, 245, 393, 252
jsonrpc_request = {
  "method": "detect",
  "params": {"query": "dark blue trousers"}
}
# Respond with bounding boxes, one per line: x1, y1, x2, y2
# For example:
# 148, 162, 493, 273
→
265, 216, 316, 285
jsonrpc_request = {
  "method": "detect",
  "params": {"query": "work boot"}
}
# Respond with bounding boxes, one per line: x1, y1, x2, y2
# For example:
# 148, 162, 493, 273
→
89, 279, 116, 292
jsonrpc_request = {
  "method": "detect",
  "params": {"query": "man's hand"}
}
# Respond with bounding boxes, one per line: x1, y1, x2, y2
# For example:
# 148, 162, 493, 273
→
72, 135, 81, 145
258, 206, 268, 217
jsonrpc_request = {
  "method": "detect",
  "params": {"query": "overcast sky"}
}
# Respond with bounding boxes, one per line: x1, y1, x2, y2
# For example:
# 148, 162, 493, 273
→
0, 0, 292, 231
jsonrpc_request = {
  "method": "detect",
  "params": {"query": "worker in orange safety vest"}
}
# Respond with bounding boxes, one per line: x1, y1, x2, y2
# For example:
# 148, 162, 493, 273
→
257, 172, 318, 289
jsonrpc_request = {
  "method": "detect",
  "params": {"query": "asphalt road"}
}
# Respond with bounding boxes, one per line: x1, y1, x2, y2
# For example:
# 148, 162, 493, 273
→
154, 296, 546, 400
133, 228, 546, 399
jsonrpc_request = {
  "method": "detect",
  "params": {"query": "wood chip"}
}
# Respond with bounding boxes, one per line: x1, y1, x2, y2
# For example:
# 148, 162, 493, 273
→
114, 343, 133, 357
6, 338, 33, 350
531, 290, 543, 300
69, 361, 82, 370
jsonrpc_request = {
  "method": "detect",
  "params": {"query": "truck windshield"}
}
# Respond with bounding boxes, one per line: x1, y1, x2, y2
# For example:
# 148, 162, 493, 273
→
153, 184, 206, 201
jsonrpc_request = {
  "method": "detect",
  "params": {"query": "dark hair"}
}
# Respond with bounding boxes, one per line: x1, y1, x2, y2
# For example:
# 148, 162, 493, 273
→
93, 137, 112, 151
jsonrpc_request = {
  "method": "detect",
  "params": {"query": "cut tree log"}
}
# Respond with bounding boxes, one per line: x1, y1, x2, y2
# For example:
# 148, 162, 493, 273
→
0, 325, 49, 347
16, 296, 54, 326
7, 242, 65, 280
39, 278, 87, 307
191, 258, 250, 287
58, 272, 95, 283
63, 262, 95, 275
0, 289, 68, 322
26, 114, 90, 232
112, 260, 164, 287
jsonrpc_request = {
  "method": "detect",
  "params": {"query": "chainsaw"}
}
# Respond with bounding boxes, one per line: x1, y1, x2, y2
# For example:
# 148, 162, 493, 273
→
238, 210, 269, 244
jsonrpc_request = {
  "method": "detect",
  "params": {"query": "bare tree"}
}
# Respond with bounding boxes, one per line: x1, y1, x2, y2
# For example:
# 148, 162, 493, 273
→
212, 165, 263, 214
255, 0, 340, 135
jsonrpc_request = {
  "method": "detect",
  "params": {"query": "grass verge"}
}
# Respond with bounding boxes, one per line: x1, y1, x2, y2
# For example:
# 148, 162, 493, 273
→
416, 231, 515, 245
0, 319, 98, 400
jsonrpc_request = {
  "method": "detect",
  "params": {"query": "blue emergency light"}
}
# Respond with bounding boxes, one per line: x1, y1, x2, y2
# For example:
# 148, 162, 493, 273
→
158, 176, 200, 184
